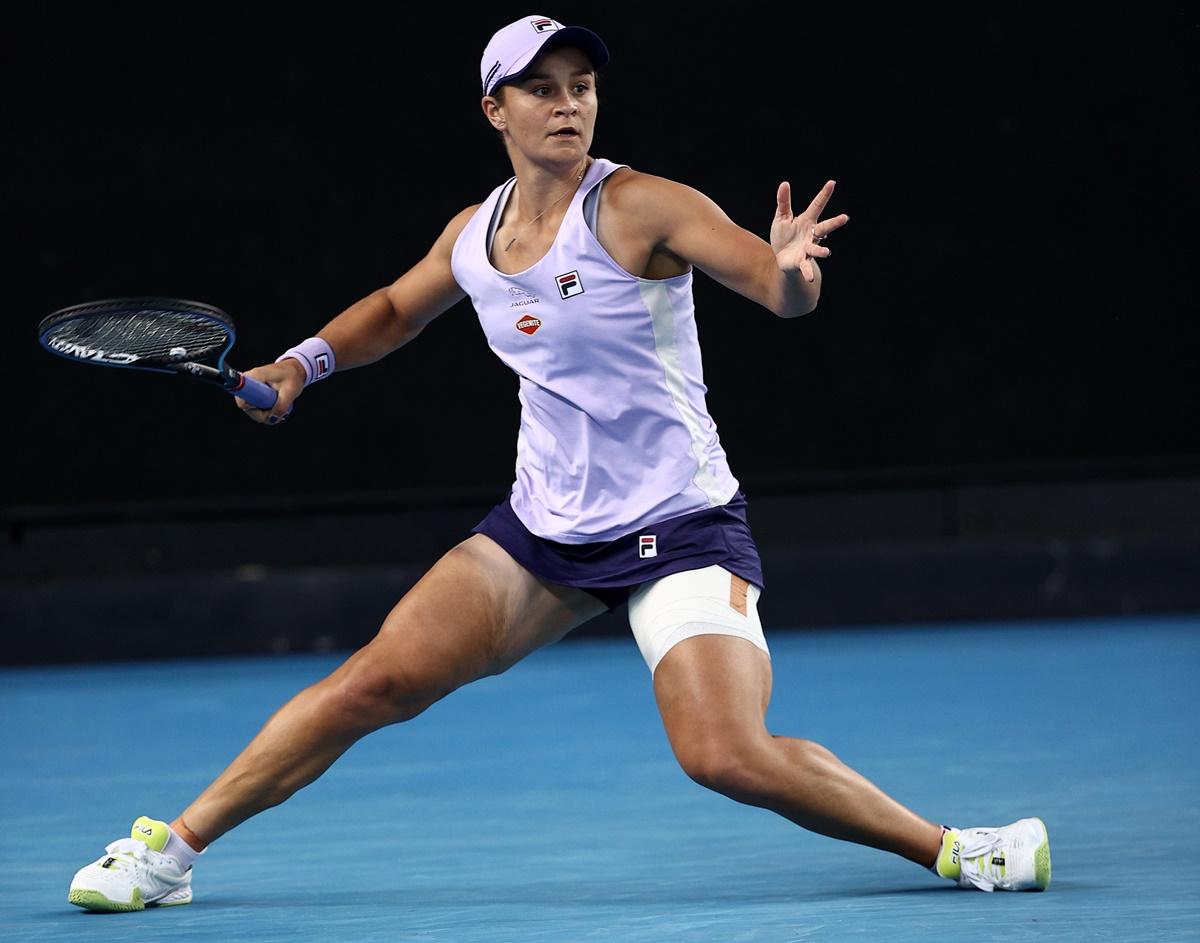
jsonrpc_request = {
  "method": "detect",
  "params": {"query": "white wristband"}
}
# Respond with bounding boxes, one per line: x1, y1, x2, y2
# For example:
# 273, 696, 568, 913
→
276, 337, 335, 386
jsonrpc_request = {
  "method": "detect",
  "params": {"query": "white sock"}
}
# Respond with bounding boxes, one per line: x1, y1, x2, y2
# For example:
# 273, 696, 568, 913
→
163, 826, 203, 871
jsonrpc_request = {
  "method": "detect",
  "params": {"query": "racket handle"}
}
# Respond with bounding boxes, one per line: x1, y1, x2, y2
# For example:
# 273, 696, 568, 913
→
229, 371, 279, 409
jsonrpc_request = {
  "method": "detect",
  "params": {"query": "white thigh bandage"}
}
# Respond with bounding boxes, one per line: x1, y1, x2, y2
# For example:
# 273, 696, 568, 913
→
627, 564, 768, 675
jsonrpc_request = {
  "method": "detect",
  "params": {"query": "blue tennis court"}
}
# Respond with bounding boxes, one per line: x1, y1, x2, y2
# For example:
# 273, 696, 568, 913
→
3, 613, 1197, 942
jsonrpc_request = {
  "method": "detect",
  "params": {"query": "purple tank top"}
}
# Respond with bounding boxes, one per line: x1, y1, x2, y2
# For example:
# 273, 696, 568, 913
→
450, 157, 740, 543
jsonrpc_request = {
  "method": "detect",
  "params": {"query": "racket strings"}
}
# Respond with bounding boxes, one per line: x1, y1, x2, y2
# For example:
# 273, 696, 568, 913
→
45, 309, 229, 363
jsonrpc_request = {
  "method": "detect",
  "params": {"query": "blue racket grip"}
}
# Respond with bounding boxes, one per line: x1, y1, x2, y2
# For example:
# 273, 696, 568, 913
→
232, 372, 279, 409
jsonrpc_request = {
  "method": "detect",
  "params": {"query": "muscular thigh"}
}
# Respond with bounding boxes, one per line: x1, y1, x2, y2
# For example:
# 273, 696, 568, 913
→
654, 633, 774, 744
336, 534, 606, 698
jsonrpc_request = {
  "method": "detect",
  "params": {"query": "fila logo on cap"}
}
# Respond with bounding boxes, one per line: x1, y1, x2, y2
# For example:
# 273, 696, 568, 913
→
556, 270, 584, 299
531, 18, 558, 32
516, 315, 542, 335
639, 535, 658, 558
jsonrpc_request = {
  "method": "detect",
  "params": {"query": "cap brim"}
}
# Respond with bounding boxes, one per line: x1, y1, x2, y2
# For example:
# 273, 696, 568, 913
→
541, 26, 609, 71
493, 26, 610, 94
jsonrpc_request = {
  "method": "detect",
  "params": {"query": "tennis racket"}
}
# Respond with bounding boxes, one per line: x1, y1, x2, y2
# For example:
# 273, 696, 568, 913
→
38, 297, 278, 409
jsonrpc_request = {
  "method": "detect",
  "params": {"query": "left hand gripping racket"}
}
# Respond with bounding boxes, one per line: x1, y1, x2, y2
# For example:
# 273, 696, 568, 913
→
38, 297, 278, 409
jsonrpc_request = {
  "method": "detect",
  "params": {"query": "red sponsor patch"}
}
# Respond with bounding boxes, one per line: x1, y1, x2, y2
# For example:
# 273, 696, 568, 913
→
516, 316, 542, 335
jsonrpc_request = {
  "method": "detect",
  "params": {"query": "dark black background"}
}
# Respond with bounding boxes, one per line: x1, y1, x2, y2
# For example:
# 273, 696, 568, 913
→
6, 5, 1195, 509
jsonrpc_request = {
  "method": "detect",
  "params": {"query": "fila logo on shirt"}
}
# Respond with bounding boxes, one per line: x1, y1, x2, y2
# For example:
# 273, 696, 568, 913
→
639, 535, 658, 558
556, 270, 585, 299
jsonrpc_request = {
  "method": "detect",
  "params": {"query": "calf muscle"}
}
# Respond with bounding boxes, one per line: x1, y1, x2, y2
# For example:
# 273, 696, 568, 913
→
177, 535, 604, 845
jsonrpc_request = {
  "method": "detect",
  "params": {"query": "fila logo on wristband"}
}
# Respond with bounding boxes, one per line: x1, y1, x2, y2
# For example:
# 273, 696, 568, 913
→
276, 337, 335, 386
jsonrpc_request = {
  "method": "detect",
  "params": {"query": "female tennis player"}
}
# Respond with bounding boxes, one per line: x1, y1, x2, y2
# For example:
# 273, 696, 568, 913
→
69, 15, 1049, 912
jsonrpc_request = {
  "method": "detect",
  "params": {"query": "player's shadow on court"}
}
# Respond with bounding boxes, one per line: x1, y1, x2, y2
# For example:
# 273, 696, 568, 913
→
203, 881, 960, 910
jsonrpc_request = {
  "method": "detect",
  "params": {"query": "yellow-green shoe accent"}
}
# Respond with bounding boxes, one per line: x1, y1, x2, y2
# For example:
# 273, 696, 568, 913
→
131, 816, 170, 852
68, 886, 144, 912
68, 819, 193, 912
1033, 817, 1052, 890
956, 817, 1051, 891
934, 827, 963, 881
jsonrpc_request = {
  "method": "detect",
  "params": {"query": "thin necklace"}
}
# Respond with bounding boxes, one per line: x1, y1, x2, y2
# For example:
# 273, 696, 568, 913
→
504, 156, 591, 252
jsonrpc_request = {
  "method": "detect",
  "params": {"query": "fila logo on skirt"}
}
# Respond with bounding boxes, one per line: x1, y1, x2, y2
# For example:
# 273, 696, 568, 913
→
556, 270, 584, 299
639, 535, 658, 558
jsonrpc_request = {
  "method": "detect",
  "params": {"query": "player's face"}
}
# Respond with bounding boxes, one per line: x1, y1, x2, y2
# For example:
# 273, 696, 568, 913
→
486, 46, 597, 165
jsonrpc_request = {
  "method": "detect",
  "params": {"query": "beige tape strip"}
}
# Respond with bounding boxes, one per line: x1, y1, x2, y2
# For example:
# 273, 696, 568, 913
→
729, 573, 749, 616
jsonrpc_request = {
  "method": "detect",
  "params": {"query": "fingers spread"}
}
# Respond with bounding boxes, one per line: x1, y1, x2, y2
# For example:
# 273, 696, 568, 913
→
822, 212, 851, 235
775, 180, 792, 219
804, 179, 836, 218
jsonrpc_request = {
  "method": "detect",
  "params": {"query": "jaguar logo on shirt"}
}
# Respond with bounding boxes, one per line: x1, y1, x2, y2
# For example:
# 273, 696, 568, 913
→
556, 270, 585, 299
507, 287, 540, 308
516, 316, 542, 335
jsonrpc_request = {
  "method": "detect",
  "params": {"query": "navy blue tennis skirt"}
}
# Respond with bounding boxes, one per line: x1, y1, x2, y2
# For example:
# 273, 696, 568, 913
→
472, 490, 764, 611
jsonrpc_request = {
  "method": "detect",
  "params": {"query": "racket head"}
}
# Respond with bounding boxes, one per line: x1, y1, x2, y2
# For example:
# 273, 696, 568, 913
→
38, 297, 236, 372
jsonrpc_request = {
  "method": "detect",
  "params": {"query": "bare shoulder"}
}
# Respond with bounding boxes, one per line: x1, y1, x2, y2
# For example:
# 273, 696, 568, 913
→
431, 202, 484, 255
382, 202, 483, 325
603, 168, 702, 211
450, 202, 484, 229
602, 169, 726, 239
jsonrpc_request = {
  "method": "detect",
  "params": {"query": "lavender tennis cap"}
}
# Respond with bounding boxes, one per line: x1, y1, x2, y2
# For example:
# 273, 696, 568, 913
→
481, 15, 609, 97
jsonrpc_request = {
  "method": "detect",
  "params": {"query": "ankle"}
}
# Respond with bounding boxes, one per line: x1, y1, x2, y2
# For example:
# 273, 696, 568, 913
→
925, 824, 947, 870
170, 817, 209, 853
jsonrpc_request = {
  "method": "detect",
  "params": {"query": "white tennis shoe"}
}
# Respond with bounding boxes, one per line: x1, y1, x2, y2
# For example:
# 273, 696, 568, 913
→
68, 817, 193, 912
947, 817, 1052, 892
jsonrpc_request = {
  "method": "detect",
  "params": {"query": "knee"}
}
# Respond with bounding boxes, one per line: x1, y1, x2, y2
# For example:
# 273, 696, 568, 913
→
327, 660, 448, 731
788, 737, 837, 765
674, 737, 775, 802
